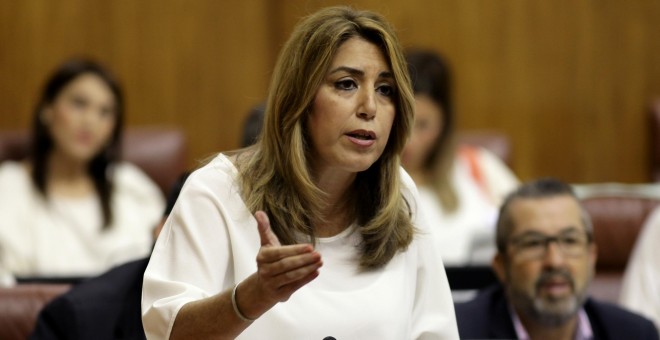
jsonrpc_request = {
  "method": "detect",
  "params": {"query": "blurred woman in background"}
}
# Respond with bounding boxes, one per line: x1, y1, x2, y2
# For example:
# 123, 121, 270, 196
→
402, 49, 519, 265
0, 59, 164, 278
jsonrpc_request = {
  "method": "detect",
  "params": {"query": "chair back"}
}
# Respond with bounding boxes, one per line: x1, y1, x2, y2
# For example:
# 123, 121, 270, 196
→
0, 127, 187, 194
582, 195, 660, 303
0, 284, 71, 340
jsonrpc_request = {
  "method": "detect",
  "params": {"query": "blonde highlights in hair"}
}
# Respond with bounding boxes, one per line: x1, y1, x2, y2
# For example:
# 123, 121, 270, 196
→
238, 6, 415, 268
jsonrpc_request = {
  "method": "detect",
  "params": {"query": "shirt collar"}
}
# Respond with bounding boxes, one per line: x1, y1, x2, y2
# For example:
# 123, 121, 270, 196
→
509, 304, 593, 340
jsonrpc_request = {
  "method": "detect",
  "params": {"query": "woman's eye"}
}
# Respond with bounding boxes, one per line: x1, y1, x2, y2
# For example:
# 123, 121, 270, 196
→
335, 79, 357, 91
71, 96, 87, 108
377, 84, 394, 97
100, 107, 115, 118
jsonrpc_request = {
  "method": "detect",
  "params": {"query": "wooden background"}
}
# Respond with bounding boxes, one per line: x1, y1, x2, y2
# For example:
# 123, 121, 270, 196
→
1, 0, 659, 183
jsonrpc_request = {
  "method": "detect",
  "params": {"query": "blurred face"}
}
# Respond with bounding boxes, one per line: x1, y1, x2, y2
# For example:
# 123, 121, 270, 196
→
43, 73, 117, 162
307, 37, 396, 175
401, 94, 443, 172
493, 195, 596, 326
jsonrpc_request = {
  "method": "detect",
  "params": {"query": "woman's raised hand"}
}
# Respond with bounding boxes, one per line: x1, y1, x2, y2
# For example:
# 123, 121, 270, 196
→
254, 210, 322, 303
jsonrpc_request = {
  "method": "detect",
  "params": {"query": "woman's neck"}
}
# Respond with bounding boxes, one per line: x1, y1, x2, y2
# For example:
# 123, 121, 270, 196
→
46, 149, 94, 197
313, 167, 356, 238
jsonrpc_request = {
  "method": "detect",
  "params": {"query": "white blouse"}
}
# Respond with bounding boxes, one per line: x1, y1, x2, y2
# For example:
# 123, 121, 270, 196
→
620, 207, 660, 330
419, 147, 519, 266
142, 154, 459, 339
0, 161, 164, 277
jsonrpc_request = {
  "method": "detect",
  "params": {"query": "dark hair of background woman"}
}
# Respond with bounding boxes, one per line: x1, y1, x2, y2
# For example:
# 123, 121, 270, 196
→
405, 49, 454, 167
30, 59, 124, 229
405, 49, 460, 211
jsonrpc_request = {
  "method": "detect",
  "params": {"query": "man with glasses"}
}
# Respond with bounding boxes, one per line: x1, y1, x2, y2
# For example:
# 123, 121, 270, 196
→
454, 178, 658, 340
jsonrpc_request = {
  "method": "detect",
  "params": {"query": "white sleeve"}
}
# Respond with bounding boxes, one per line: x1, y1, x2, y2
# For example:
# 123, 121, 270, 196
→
400, 168, 460, 340
0, 163, 29, 279
620, 207, 660, 329
141, 166, 239, 339
111, 163, 165, 264
113, 162, 164, 223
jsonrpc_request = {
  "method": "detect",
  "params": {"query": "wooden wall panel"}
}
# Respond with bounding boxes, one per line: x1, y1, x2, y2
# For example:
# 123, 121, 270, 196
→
1, 1, 659, 183
0, 0, 273, 167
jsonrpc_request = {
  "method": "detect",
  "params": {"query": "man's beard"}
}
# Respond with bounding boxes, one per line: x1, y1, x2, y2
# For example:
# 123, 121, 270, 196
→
508, 268, 590, 327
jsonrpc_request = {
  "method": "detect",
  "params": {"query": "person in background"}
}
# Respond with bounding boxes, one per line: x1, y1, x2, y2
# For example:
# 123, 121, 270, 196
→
240, 102, 266, 148
0, 59, 164, 278
30, 172, 189, 340
620, 207, 660, 332
142, 6, 458, 339
401, 49, 519, 265
455, 178, 659, 340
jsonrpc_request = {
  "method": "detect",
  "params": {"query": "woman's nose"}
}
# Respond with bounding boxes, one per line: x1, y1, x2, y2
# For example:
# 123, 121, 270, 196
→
357, 89, 377, 120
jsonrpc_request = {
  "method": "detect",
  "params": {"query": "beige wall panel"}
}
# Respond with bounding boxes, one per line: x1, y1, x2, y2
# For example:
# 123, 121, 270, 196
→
1, 1, 659, 182
275, 1, 660, 182
0, 0, 273, 168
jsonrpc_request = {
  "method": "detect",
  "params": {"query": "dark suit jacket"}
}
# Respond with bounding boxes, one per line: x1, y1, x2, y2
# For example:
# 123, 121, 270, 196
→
30, 258, 150, 340
455, 284, 659, 340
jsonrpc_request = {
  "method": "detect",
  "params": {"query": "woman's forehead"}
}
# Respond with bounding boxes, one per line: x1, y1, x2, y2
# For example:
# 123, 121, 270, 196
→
328, 37, 391, 74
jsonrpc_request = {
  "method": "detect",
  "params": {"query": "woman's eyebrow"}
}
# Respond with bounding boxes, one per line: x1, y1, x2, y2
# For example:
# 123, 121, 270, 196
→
329, 66, 393, 80
329, 66, 364, 77
379, 71, 393, 80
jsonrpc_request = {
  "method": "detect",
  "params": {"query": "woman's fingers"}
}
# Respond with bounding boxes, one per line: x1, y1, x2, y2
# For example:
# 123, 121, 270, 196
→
271, 259, 322, 288
256, 211, 281, 247
264, 261, 323, 302
257, 250, 322, 277
254, 210, 322, 302
257, 244, 314, 263
277, 270, 322, 302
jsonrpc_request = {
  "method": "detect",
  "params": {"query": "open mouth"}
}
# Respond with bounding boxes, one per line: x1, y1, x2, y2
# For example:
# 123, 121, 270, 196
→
346, 130, 375, 140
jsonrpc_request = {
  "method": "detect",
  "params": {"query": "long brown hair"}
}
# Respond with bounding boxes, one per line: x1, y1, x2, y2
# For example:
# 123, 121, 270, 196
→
238, 6, 415, 268
405, 49, 458, 212
31, 58, 124, 229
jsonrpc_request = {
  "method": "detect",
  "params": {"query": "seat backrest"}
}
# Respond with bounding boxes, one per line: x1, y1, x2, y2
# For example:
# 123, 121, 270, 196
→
0, 127, 187, 194
0, 284, 71, 340
582, 195, 660, 272
122, 127, 188, 194
581, 195, 660, 303
0, 130, 31, 162
457, 130, 512, 167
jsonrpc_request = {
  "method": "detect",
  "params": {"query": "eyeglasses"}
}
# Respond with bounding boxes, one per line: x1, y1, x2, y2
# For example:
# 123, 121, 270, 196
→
508, 231, 591, 260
